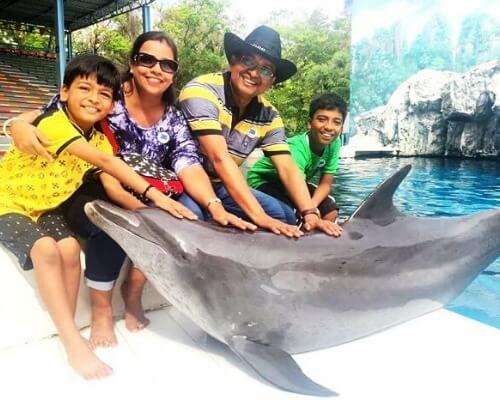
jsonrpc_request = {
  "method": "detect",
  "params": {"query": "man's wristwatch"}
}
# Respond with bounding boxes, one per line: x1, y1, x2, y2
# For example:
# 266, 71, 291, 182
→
206, 197, 222, 209
301, 207, 321, 219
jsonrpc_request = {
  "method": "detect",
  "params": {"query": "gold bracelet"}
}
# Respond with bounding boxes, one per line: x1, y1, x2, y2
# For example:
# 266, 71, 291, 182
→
2, 117, 23, 137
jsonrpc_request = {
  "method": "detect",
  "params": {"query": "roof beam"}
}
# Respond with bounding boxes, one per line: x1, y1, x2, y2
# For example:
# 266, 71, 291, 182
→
69, 0, 155, 31
0, 1, 155, 31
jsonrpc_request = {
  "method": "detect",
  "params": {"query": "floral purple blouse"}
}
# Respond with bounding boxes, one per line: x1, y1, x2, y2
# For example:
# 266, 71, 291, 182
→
46, 94, 201, 174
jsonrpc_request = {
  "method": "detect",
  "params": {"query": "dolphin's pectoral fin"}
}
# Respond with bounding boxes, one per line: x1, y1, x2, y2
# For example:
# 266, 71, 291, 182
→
169, 308, 209, 347
227, 335, 336, 397
349, 164, 411, 226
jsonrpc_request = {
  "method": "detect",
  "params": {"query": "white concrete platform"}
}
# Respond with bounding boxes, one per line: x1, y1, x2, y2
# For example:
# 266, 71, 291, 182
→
340, 134, 395, 158
0, 246, 166, 350
1, 307, 498, 400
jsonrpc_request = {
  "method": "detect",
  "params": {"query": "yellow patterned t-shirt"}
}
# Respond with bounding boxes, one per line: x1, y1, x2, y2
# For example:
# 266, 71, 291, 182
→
0, 108, 112, 221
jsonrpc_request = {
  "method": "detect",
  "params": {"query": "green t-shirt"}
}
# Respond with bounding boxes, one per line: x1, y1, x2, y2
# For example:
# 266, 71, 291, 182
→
247, 132, 341, 189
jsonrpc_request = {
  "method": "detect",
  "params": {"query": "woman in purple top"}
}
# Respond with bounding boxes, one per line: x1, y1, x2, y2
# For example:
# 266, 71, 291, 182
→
9, 31, 255, 352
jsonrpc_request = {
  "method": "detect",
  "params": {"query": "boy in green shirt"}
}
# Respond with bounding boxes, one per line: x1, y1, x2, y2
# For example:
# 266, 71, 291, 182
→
247, 93, 346, 222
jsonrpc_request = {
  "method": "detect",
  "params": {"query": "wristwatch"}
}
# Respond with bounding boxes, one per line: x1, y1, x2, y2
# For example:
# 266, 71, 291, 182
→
301, 207, 321, 218
206, 197, 222, 209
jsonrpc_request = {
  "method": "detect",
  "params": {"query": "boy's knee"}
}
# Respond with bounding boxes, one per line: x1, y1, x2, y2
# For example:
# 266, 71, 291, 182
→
58, 236, 81, 253
58, 237, 81, 266
30, 236, 60, 264
126, 267, 147, 284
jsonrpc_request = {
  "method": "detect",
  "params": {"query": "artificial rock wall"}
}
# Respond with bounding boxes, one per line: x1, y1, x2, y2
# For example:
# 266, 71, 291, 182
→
354, 61, 500, 158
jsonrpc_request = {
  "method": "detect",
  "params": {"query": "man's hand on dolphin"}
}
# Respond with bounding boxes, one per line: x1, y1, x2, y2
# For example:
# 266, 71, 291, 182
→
209, 204, 258, 231
253, 214, 303, 238
303, 214, 343, 237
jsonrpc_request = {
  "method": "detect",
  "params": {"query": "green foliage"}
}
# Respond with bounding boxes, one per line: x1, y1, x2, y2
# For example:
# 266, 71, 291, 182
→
456, 13, 498, 71
408, 15, 452, 71
72, 13, 141, 70
71, 0, 351, 134
268, 14, 351, 134
0, 22, 53, 50
350, 15, 454, 119
350, 24, 409, 120
68, 0, 351, 134
350, 11, 499, 120
157, 0, 230, 90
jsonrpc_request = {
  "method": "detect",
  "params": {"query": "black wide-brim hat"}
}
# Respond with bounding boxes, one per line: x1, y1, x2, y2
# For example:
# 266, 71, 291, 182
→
224, 25, 297, 84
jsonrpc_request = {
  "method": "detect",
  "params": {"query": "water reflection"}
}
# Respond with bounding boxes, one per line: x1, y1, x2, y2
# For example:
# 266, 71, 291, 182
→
334, 157, 499, 218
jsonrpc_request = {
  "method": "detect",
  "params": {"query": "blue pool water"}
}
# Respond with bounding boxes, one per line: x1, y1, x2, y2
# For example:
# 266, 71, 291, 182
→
332, 157, 500, 328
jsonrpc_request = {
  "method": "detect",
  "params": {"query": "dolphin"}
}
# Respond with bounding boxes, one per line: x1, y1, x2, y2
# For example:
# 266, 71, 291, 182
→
84, 165, 499, 397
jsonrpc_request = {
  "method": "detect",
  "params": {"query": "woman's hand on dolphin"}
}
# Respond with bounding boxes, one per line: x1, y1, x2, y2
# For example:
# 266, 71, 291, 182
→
253, 214, 303, 238
10, 119, 53, 162
150, 191, 198, 220
208, 203, 257, 231
303, 215, 343, 237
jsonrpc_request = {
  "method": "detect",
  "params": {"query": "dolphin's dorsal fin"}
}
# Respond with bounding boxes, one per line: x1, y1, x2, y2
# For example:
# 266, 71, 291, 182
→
348, 164, 412, 225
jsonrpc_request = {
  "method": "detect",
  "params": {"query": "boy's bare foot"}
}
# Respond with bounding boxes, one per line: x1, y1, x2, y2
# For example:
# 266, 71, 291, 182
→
121, 280, 150, 332
89, 304, 118, 348
67, 337, 113, 380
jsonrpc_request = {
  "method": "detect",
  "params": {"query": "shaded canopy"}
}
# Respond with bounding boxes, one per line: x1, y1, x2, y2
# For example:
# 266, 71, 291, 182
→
0, 0, 155, 32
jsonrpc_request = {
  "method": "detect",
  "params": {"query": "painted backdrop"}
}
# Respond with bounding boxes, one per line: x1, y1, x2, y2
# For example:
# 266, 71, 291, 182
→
350, 0, 499, 118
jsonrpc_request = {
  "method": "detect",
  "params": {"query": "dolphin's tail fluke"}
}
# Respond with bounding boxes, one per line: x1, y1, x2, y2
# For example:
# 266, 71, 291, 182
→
228, 336, 337, 397
349, 164, 411, 225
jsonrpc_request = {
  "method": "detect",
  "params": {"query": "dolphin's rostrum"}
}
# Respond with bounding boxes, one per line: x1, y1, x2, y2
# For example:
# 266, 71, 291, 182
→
84, 165, 500, 397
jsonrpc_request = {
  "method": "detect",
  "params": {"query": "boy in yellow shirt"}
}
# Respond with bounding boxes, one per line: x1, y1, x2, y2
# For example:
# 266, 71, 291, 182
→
0, 55, 195, 379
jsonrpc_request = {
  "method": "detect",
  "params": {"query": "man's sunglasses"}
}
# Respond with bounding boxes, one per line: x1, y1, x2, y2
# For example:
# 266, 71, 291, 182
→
239, 55, 275, 80
133, 52, 179, 73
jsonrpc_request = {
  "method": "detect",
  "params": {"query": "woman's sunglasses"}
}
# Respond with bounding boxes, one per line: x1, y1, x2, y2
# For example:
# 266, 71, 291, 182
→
133, 52, 179, 74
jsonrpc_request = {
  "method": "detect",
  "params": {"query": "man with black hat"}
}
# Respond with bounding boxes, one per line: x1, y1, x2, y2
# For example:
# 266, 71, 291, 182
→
179, 26, 342, 237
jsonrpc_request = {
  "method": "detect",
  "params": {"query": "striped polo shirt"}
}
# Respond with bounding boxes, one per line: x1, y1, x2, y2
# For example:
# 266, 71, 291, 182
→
179, 71, 290, 177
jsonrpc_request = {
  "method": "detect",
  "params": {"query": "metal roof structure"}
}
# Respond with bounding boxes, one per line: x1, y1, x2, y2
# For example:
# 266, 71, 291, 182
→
0, 0, 155, 32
